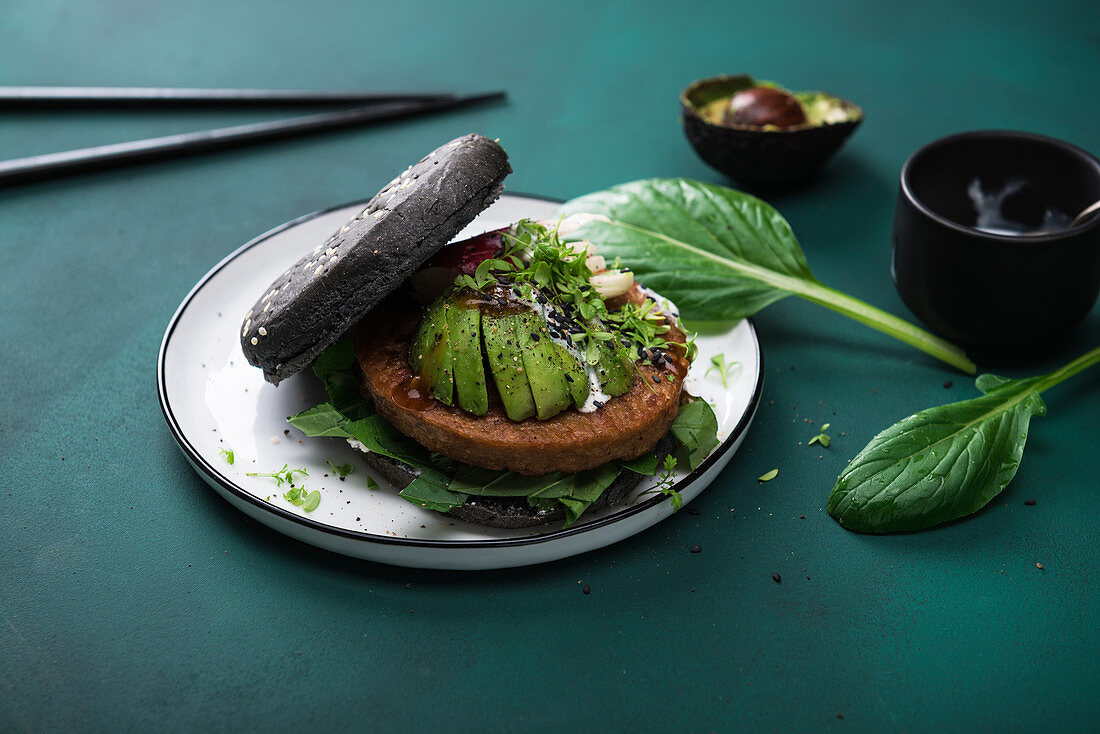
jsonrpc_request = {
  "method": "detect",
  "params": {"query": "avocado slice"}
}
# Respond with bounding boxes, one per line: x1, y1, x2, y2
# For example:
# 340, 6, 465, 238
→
587, 320, 633, 397
447, 303, 488, 416
515, 310, 572, 420
596, 344, 633, 397
408, 302, 434, 375
553, 342, 590, 409
483, 312, 536, 421
411, 297, 454, 405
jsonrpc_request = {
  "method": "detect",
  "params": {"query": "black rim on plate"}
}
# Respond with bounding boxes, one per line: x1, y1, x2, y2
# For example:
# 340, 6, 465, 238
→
157, 194, 764, 550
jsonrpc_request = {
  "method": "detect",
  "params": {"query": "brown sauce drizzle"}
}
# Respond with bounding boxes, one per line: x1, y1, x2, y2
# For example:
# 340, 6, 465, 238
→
392, 375, 435, 411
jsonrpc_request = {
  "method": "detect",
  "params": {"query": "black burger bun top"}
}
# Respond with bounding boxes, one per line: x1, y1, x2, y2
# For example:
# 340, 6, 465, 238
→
241, 134, 511, 384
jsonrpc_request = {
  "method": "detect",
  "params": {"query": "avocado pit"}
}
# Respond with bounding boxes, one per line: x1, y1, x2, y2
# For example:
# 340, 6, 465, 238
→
726, 86, 807, 128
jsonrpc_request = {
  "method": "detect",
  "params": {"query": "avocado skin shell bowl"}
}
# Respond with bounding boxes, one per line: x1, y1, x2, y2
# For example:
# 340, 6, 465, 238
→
680, 74, 863, 187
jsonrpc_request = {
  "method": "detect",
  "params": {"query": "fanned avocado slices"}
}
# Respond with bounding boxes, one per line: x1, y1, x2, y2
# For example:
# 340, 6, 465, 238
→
410, 290, 634, 422
482, 311, 537, 421
515, 310, 572, 420
446, 303, 488, 415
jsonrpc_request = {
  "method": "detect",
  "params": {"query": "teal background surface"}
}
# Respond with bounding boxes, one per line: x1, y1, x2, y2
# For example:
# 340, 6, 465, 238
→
2, 1, 1098, 731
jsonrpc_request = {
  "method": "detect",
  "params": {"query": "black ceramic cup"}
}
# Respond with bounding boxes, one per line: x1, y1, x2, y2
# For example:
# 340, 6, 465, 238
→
892, 130, 1100, 360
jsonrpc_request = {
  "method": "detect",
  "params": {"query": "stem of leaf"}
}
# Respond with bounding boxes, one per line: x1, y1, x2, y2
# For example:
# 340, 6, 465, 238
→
786, 281, 977, 374
1034, 345, 1100, 394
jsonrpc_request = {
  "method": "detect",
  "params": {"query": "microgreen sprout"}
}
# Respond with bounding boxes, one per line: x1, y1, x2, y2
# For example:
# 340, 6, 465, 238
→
247, 465, 318, 512
219, 448, 235, 465
758, 469, 779, 482
365, 476, 378, 490
246, 464, 309, 487
327, 460, 355, 479
283, 485, 321, 512
638, 455, 682, 511
705, 353, 741, 388
808, 423, 832, 448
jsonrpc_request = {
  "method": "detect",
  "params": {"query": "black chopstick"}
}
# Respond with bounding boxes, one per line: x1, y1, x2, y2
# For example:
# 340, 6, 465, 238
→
0, 86, 456, 109
0, 91, 506, 186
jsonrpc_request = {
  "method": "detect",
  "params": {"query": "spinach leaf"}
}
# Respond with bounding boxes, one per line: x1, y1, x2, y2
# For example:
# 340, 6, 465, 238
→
562, 178, 975, 374
670, 398, 720, 470
620, 452, 659, 475
398, 476, 468, 513
827, 346, 1100, 532
285, 403, 353, 437
310, 339, 368, 418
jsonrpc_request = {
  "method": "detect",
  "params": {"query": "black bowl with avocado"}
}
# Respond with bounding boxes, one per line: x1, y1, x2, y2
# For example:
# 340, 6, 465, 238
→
681, 74, 863, 187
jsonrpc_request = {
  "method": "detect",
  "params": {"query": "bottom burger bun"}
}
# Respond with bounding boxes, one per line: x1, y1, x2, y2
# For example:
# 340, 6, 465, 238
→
359, 436, 675, 529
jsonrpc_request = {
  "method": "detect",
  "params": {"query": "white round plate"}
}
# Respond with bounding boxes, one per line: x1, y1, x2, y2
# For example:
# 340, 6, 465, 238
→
158, 193, 763, 570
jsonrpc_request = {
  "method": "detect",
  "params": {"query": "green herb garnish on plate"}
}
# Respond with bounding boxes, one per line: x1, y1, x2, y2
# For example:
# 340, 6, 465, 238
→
246, 464, 308, 487
705, 353, 741, 388
327, 460, 354, 479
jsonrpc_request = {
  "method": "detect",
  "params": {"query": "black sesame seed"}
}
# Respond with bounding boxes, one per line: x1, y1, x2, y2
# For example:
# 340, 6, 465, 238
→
593, 400, 605, 409
1024, 499, 1036, 506
687, 508, 701, 516
531, 333, 540, 341
564, 374, 574, 383
582, 584, 591, 595
943, 380, 954, 388
772, 573, 782, 583
653, 375, 662, 384
690, 545, 702, 554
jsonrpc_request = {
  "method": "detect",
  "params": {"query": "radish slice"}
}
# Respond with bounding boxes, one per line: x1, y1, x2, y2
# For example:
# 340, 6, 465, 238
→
590, 270, 634, 299
585, 254, 607, 273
